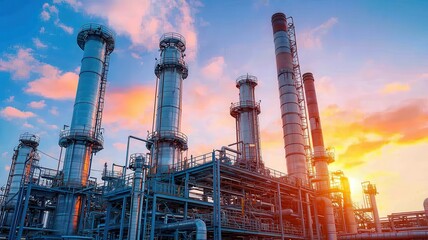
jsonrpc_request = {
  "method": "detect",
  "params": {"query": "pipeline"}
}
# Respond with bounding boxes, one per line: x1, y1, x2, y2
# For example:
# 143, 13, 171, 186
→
338, 231, 428, 240
318, 197, 337, 240
156, 219, 207, 240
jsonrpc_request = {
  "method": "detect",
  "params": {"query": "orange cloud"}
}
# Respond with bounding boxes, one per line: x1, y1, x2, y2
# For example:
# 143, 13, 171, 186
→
0, 106, 36, 120
0, 48, 35, 80
201, 56, 225, 80
380, 82, 410, 94
26, 65, 78, 100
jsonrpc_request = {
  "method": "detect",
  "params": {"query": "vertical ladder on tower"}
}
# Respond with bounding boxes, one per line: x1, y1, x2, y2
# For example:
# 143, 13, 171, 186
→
0, 148, 19, 226
94, 53, 110, 142
286, 17, 314, 178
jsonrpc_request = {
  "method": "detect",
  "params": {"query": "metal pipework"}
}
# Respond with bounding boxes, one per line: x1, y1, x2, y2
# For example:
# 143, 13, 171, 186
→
317, 197, 338, 240
55, 23, 115, 235
424, 198, 428, 221
230, 74, 262, 171
271, 13, 307, 184
363, 182, 381, 233
157, 219, 207, 240
128, 154, 149, 240
147, 32, 188, 174
3, 133, 40, 226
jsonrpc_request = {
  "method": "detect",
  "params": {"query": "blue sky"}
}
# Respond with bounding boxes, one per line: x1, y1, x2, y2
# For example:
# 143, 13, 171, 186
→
1, 0, 428, 217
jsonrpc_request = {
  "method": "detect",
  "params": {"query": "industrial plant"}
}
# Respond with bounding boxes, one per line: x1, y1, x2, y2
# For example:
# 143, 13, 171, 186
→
1, 12, 427, 240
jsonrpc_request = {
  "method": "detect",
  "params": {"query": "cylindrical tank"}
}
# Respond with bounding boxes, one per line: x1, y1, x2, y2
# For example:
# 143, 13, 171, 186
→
3, 133, 40, 226
271, 13, 307, 184
230, 74, 262, 171
341, 176, 358, 233
55, 23, 115, 235
128, 154, 147, 239
303, 72, 331, 192
147, 33, 188, 174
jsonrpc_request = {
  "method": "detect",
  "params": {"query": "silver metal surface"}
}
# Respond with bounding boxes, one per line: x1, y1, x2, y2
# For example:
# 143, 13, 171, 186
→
341, 176, 358, 234
272, 14, 307, 184
148, 33, 188, 174
157, 219, 207, 240
55, 24, 115, 236
230, 75, 262, 170
318, 197, 338, 240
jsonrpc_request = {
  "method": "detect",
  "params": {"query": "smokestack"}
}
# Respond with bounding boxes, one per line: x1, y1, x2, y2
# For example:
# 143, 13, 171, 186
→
271, 13, 307, 184
147, 33, 188, 174
56, 23, 115, 235
230, 74, 263, 171
303, 72, 331, 191
3, 133, 40, 226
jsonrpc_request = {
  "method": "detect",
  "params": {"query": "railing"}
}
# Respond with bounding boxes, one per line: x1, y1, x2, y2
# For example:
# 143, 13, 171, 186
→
78, 23, 115, 53
19, 132, 40, 144
59, 127, 104, 146
230, 100, 261, 115
147, 130, 188, 144
236, 74, 258, 85
160, 32, 186, 46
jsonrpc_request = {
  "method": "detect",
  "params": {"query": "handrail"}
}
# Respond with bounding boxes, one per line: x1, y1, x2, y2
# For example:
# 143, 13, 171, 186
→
147, 130, 188, 143
160, 32, 186, 46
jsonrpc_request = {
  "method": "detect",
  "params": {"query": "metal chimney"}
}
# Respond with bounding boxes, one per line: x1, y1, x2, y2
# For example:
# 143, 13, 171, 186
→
271, 13, 307, 184
302, 73, 331, 191
55, 23, 114, 235
147, 33, 188, 174
2, 133, 40, 226
230, 74, 263, 171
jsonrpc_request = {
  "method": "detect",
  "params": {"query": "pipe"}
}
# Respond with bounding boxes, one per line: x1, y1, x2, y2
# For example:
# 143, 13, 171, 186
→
128, 154, 147, 240
317, 197, 337, 240
338, 231, 428, 240
157, 219, 207, 240
271, 13, 307, 184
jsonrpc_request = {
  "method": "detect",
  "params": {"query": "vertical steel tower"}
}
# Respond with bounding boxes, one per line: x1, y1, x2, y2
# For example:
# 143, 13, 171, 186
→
271, 13, 308, 184
1, 133, 40, 227
56, 23, 114, 235
303, 73, 331, 192
230, 74, 263, 171
147, 33, 188, 174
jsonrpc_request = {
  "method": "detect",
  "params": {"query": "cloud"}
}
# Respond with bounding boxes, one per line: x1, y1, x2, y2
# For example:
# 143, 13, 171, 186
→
2, 152, 8, 158
131, 52, 142, 60
50, 106, 59, 115
53, 0, 82, 11
300, 17, 338, 49
0, 106, 36, 120
63, 0, 199, 60
26, 65, 78, 100
321, 99, 428, 169
28, 100, 46, 109
5, 96, 14, 103
380, 82, 410, 94
23, 122, 35, 128
113, 142, 127, 151
33, 38, 48, 49
40, 2, 74, 34
40, 27, 46, 34
0, 48, 36, 80
201, 56, 225, 80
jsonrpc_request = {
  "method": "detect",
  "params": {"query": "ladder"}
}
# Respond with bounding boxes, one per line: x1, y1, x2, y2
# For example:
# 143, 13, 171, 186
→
94, 53, 110, 141
287, 17, 314, 178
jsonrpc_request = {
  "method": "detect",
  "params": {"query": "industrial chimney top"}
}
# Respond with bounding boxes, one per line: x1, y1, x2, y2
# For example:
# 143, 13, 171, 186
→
77, 23, 115, 53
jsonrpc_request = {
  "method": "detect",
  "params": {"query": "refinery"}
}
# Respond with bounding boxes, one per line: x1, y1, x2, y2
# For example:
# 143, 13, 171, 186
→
0, 11, 427, 240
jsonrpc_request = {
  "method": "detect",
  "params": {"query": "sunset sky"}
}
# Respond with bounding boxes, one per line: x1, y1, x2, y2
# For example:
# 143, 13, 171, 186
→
1, 0, 428, 217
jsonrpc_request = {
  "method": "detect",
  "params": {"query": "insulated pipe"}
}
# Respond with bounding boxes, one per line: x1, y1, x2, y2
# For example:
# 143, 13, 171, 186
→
303, 73, 330, 192
147, 33, 188, 174
317, 197, 337, 240
157, 219, 207, 240
230, 74, 262, 171
271, 13, 307, 184
338, 231, 428, 240
370, 192, 382, 233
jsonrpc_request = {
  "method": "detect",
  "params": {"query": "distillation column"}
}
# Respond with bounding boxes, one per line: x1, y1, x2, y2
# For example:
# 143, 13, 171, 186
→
1, 133, 40, 227
230, 74, 263, 171
55, 24, 115, 235
147, 33, 188, 174
271, 13, 307, 184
